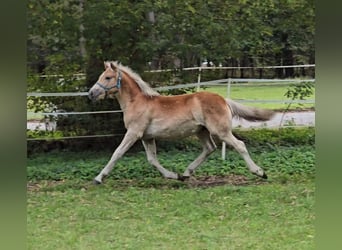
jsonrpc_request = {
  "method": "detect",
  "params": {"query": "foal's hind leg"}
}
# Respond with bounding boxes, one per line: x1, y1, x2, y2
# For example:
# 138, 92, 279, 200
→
222, 132, 267, 179
142, 139, 179, 180
182, 128, 217, 178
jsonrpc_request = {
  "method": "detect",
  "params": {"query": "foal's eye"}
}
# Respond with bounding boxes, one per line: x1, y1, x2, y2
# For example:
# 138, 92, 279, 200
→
105, 76, 112, 80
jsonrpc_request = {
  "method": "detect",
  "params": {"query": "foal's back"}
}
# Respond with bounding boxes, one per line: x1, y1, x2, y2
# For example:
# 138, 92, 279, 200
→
142, 92, 231, 140
148, 91, 228, 114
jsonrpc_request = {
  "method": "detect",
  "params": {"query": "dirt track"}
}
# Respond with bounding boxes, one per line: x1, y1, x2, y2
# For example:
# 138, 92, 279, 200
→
27, 174, 267, 192
232, 111, 315, 128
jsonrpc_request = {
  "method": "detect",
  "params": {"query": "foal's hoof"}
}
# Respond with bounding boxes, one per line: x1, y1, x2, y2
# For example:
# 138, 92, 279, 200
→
93, 179, 102, 185
261, 172, 268, 179
178, 175, 190, 181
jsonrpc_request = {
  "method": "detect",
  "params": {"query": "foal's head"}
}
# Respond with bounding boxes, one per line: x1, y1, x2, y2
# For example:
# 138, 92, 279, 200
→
88, 62, 122, 101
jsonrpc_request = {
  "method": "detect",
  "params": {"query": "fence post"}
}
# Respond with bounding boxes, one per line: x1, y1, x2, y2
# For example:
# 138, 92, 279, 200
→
222, 78, 232, 160
196, 67, 202, 92
226, 78, 231, 97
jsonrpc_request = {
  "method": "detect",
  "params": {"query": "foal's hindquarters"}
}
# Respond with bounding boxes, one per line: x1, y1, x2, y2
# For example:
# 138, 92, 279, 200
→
218, 131, 268, 179
193, 101, 268, 179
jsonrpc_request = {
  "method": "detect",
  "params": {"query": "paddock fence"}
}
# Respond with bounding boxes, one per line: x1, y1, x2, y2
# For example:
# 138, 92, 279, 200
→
27, 64, 315, 142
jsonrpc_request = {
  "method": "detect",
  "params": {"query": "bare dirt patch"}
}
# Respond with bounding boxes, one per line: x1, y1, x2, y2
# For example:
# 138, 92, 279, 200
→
27, 180, 69, 192
27, 175, 266, 192
185, 175, 266, 188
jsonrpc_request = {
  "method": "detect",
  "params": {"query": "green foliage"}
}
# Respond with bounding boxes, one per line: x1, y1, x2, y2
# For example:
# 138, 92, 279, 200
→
234, 127, 315, 147
27, 128, 315, 181
27, 0, 315, 145
28, 0, 315, 75
27, 0, 85, 73
284, 81, 314, 101
279, 81, 315, 124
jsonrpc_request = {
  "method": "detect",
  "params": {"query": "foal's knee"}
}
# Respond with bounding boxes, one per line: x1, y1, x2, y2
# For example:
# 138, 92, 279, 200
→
233, 139, 248, 154
147, 156, 157, 166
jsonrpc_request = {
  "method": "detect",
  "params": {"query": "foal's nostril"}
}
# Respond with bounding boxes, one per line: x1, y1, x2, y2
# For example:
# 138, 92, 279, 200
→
88, 91, 94, 100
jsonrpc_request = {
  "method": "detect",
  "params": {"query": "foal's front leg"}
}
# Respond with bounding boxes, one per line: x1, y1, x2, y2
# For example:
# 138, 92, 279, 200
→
94, 131, 140, 184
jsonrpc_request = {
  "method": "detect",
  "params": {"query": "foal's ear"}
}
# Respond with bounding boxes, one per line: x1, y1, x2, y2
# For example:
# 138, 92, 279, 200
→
110, 62, 118, 71
104, 61, 111, 69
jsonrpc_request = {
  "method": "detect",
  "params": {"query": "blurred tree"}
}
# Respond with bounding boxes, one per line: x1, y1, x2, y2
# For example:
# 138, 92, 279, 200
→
28, 0, 315, 82
27, 0, 315, 140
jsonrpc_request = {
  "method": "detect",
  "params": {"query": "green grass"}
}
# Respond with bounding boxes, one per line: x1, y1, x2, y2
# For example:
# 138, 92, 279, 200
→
203, 84, 315, 110
27, 128, 315, 249
27, 128, 315, 181
28, 179, 314, 250
27, 144, 315, 182
27, 112, 44, 121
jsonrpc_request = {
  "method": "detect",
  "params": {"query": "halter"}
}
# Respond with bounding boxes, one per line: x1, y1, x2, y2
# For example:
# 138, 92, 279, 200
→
96, 70, 122, 95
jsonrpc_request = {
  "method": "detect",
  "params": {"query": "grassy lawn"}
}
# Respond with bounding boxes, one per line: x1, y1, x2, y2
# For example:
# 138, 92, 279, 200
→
28, 178, 314, 250
27, 128, 315, 249
203, 84, 315, 110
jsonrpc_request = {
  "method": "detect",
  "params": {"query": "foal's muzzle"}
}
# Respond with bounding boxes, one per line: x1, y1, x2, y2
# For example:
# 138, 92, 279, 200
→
88, 88, 103, 101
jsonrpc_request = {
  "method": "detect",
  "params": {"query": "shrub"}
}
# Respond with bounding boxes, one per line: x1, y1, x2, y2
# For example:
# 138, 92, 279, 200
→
27, 128, 315, 181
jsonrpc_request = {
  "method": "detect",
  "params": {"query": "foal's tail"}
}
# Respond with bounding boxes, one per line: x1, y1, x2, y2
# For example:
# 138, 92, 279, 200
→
226, 98, 275, 122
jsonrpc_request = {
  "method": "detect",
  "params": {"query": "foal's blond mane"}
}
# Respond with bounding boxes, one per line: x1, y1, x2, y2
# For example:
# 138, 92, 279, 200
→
110, 61, 160, 97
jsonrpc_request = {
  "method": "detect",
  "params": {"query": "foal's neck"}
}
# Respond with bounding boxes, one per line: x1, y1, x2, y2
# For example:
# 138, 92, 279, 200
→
116, 74, 144, 110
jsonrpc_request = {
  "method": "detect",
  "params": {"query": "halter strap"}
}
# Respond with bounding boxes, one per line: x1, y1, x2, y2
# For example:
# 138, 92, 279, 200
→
96, 70, 122, 91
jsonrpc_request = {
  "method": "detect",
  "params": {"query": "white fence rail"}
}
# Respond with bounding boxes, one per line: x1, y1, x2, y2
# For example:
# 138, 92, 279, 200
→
146, 64, 315, 72
27, 64, 315, 159
27, 78, 315, 117
27, 64, 315, 143
28, 78, 316, 160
